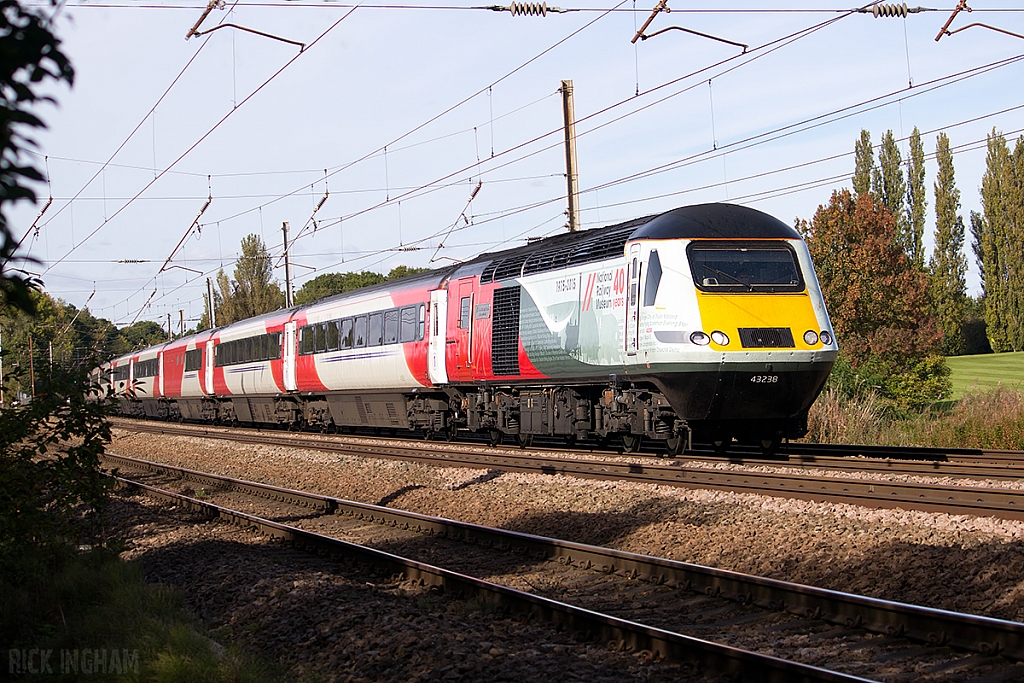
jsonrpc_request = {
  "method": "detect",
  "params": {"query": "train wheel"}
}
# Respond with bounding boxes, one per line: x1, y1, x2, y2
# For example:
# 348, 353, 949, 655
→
564, 434, 577, 448
712, 436, 731, 455
621, 433, 642, 453
516, 433, 533, 449
488, 430, 503, 447
759, 432, 783, 457
665, 435, 685, 457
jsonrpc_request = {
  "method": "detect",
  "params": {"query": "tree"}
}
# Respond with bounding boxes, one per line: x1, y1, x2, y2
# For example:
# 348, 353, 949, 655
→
906, 127, 928, 270
294, 271, 384, 306
120, 320, 166, 349
974, 130, 1024, 352
873, 130, 910, 257
232, 234, 284, 319
385, 265, 431, 280
853, 129, 874, 198
0, 0, 112, 565
929, 132, 967, 356
799, 190, 946, 407
0, 0, 75, 316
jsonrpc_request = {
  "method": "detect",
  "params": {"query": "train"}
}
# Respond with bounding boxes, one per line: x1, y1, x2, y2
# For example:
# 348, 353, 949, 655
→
93, 202, 838, 455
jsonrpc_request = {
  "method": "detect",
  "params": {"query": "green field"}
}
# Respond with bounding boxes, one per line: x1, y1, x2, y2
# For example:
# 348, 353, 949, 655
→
946, 351, 1024, 398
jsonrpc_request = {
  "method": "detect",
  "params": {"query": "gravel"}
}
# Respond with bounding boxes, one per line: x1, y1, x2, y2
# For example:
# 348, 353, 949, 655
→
108, 426, 1024, 678
108, 491, 730, 682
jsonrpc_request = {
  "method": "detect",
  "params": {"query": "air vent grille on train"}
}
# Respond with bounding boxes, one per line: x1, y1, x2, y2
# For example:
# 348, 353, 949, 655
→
738, 327, 795, 348
491, 286, 521, 376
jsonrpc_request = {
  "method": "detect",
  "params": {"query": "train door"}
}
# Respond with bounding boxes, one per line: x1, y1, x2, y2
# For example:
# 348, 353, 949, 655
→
625, 243, 642, 356
428, 290, 448, 385
283, 321, 297, 392
157, 351, 164, 397
204, 339, 215, 395
448, 277, 475, 382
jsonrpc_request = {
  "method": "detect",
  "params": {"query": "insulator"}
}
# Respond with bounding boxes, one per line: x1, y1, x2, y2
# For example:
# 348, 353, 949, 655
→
873, 3, 908, 18
509, 1, 547, 16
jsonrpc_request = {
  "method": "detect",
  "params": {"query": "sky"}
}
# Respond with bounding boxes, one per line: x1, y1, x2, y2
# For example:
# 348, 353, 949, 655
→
11, 0, 1024, 330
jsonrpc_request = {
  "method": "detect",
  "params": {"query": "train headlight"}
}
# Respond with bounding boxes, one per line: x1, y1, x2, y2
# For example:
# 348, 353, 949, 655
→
820, 331, 833, 345
690, 331, 710, 346
803, 330, 819, 345
711, 331, 730, 346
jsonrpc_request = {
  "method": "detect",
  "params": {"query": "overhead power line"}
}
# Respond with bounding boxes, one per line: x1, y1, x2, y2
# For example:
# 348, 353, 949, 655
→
42, 5, 359, 277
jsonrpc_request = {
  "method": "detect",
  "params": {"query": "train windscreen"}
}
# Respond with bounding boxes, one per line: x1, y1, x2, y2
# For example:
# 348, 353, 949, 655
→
687, 242, 804, 293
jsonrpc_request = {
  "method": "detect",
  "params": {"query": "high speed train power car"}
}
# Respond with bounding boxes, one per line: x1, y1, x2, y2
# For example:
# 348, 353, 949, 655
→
94, 203, 838, 455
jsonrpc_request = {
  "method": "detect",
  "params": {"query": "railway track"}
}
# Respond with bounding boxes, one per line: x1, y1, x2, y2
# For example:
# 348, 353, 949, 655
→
105, 451, 1024, 682
113, 419, 1024, 521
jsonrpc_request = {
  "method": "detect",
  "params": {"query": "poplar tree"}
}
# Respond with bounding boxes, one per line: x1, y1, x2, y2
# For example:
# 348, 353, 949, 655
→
929, 132, 967, 356
975, 131, 1024, 352
873, 130, 909, 256
853, 129, 874, 198
906, 127, 927, 269
232, 234, 285, 320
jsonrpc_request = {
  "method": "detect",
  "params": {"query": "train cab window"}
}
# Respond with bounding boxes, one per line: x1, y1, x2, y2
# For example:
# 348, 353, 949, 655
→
688, 242, 804, 293
643, 250, 662, 307
383, 309, 399, 344
368, 313, 384, 347
400, 306, 418, 343
340, 318, 353, 349
353, 316, 367, 348
326, 321, 340, 351
459, 297, 471, 329
299, 326, 314, 355
314, 323, 328, 353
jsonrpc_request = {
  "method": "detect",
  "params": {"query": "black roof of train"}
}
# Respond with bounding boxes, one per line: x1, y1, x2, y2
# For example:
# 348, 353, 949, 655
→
466, 202, 800, 284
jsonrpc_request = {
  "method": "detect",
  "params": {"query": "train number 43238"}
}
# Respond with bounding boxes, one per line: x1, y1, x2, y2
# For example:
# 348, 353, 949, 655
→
750, 375, 779, 384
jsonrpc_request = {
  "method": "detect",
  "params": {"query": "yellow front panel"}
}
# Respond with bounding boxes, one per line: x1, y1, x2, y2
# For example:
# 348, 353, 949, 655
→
695, 291, 823, 351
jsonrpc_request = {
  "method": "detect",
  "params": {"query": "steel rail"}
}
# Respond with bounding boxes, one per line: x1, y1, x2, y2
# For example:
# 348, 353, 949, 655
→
113, 421, 1024, 521
111, 470, 872, 683
105, 451, 1024, 662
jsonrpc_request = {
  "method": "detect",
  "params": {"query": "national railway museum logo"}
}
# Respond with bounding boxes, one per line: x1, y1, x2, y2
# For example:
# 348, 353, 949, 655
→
8, 648, 139, 676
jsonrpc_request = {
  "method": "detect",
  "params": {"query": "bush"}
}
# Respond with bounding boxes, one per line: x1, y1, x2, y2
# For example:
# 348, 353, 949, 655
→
0, 364, 113, 557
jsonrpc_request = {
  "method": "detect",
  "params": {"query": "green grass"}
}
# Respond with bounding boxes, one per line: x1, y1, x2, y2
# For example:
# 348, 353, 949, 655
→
1, 546, 284, 683
946, 351, 1024, 399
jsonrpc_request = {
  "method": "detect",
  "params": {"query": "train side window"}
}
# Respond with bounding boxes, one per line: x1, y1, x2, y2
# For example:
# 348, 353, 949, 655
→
368, 312, 384, 347
271, 332, 282, 360
340, 318, 353, 349
400, 306, 418, 343
459, 297, 471, 329
418, 304, 425, 340
299, 326, 314, 355
315, 323, 328, 353
384, 309, 399, 344
353, 316, 367, 348
326, 321, 340, 351
185, 348, 202, 371
643, 250, 662, 307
